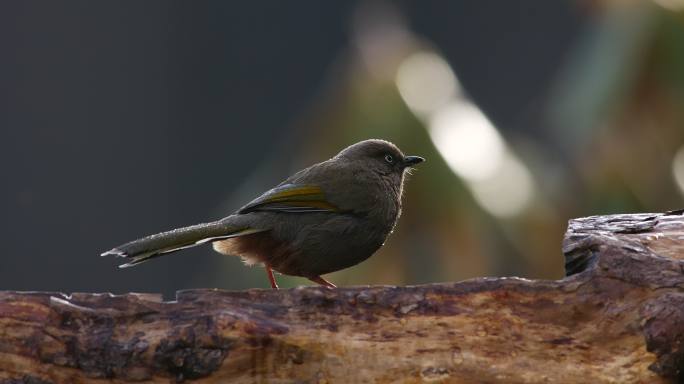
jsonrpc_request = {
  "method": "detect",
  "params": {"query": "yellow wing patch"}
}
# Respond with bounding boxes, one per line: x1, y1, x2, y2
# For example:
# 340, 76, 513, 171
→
238, 184, 340, 214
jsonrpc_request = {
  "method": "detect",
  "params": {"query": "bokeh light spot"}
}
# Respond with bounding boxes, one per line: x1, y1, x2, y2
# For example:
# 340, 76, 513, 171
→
396, 51, 460, 116
428, 101, 505, 182
469, 153, 535, 218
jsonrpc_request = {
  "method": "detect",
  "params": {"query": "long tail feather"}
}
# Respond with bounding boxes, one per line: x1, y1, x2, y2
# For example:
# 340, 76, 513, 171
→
100, 220, 265, 268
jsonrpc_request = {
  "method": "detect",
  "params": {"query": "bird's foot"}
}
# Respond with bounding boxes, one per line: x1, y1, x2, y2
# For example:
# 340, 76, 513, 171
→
265, 265, 279, 290
308, 276, 336, 289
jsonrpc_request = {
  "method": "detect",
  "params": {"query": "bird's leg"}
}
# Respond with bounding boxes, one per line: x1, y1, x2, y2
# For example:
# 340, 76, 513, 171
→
265, 264, 279, 290
308, 276, 336, 289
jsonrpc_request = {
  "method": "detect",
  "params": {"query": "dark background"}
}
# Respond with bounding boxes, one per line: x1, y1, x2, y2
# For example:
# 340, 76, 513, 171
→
3, 1, 683, 297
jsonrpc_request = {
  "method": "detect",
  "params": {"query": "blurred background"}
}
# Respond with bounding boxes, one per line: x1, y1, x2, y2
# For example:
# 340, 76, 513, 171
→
3, 1, 684, 297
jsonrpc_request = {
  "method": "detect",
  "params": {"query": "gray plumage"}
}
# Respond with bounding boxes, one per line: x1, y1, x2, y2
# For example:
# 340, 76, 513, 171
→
101, 139, 424, 288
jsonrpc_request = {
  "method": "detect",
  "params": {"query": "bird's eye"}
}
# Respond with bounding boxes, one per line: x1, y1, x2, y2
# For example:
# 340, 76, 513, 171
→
384, 154, 394, 164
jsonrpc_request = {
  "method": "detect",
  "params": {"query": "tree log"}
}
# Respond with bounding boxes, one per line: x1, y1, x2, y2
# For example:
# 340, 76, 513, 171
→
1, 212, 683, 383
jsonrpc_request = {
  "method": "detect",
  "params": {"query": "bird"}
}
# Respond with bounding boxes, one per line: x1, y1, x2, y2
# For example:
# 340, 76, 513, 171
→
101, 139, 424, 289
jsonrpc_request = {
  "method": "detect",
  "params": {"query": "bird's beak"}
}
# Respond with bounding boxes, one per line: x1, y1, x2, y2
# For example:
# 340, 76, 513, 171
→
403, 155, 425, 166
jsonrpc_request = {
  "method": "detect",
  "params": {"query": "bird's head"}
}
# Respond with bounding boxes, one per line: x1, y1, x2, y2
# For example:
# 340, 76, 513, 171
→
335, 139, 425, 177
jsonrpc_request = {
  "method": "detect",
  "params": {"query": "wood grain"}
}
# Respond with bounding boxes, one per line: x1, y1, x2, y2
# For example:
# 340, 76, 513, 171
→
1, 211, 683, 383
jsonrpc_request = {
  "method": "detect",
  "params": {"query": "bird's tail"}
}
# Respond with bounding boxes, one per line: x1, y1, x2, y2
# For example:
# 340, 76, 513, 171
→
100, 218, 264, 268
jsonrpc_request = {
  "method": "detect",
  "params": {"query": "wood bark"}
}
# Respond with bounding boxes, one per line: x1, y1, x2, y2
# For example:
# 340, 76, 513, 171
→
1, 211, 683, 383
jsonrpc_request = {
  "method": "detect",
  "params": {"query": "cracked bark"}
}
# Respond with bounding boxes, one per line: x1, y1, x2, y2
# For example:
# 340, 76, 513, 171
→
1, 211, 683, 383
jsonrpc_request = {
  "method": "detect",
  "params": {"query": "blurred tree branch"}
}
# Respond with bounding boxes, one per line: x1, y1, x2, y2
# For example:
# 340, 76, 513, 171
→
1, 212, 683, 383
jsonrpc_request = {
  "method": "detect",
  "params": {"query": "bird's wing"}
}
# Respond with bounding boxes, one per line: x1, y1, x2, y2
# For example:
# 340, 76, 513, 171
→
238, 183, 341, 214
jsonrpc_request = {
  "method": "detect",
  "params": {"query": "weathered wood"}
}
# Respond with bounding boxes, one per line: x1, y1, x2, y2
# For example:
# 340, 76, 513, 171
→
1, 211, 683, 383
